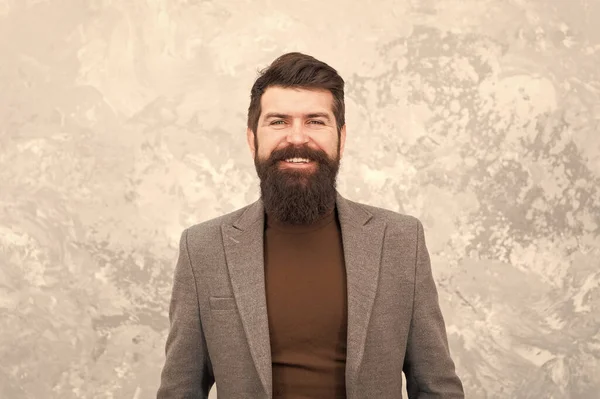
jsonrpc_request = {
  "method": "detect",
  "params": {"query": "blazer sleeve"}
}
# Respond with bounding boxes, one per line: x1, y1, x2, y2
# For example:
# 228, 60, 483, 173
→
403, 219, 464, 398
157, 228, 215, 398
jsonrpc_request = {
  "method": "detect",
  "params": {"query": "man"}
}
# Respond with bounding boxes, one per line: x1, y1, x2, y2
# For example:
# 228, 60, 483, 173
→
157, 52, 464, 398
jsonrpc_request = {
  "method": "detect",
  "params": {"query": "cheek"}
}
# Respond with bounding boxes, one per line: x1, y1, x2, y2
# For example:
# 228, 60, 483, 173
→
256, 140, 278, 160
314, 137, 338, 157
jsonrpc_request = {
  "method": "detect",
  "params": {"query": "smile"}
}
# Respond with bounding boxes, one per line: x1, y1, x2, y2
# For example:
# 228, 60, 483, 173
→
279, 159, 316, 169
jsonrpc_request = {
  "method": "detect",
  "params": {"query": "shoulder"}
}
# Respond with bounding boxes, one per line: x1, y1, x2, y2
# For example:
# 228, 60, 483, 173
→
183, 203, 254, 244
349, 198, 422, 232
349, 199, 428, 255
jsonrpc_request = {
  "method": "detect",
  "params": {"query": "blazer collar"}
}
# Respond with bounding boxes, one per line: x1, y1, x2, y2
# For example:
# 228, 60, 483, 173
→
231, 190, 374, 231
221, 190, 386, 398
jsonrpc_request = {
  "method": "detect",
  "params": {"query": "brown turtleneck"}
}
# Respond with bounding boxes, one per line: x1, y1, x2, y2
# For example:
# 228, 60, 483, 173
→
264, 206, 348, 398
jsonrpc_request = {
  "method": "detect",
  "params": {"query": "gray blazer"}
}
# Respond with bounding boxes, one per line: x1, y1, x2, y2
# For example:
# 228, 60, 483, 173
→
157, 192, 464, 398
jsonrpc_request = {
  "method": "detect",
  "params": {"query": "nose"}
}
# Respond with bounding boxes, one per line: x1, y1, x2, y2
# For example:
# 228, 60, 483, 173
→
286, 121, 309, 145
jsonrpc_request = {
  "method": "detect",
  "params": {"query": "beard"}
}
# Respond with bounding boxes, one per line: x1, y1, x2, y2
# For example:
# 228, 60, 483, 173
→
253, 140, 341, 225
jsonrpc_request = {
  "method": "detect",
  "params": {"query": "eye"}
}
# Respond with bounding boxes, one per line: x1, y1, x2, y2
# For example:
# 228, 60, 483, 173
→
270, 120, 285, 125
309, 120, 325, 125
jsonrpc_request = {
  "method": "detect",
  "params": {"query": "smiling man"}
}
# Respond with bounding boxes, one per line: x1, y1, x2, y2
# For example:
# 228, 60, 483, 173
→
157, 52, 464, 399
251, 84, 343, 226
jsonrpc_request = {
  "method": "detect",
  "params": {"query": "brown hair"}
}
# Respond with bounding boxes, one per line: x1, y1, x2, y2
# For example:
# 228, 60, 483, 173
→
247, 52, 345, 136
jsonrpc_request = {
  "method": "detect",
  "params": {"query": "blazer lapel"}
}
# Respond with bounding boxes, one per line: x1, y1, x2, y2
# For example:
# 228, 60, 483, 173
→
336, 192, 386, 397
221, 199, 273, 398
220, 191, 386, 399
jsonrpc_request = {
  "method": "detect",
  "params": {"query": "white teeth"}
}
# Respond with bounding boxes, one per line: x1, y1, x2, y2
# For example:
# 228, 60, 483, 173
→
285, 157, 309, 163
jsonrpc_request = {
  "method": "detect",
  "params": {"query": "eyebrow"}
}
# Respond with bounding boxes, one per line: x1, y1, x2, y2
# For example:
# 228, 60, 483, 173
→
263, 112, 332, 122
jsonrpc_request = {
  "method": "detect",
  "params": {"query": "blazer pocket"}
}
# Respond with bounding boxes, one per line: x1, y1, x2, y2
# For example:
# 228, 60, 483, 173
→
209, 296, 237, 311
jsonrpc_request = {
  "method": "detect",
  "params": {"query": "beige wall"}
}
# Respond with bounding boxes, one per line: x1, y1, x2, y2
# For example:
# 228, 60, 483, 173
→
1, 0, 599, 398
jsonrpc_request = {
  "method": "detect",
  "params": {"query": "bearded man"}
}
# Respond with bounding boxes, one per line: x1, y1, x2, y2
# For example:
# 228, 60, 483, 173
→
157, 52, 464, 399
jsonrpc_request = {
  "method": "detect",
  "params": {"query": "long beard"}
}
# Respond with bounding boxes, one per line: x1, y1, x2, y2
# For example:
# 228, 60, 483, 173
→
254, 145, 340, 225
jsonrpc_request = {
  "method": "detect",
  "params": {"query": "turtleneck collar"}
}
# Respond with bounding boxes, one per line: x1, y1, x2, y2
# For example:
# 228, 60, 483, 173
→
265, 206, 337, 234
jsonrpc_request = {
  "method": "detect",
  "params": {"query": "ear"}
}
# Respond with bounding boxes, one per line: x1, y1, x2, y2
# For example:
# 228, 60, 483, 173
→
247, 127, 256, 158
339, 124, 347, 159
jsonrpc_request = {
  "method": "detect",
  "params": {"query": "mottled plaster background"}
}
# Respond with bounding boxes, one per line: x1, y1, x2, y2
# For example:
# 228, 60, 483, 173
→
1, 0, 599, 398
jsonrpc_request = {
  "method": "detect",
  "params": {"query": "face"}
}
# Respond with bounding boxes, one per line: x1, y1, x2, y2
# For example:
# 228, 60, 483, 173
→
247, 86, 347, 225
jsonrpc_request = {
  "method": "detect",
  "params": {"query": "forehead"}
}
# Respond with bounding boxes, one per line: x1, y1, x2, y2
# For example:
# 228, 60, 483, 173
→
260, 86, 334, 116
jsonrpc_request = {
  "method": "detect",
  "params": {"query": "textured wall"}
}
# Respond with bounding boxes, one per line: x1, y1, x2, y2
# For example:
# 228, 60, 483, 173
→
1, 0, 599, 398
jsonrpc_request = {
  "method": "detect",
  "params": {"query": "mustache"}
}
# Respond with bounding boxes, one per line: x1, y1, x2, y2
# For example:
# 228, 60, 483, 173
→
267, 146, 330, 164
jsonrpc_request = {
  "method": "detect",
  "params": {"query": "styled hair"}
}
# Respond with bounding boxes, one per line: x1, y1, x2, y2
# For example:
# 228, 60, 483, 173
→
247, 52, 345, 135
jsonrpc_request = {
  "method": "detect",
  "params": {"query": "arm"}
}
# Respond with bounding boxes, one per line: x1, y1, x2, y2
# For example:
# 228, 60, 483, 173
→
403, 219, 464, 398
157, 228, 215, 398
